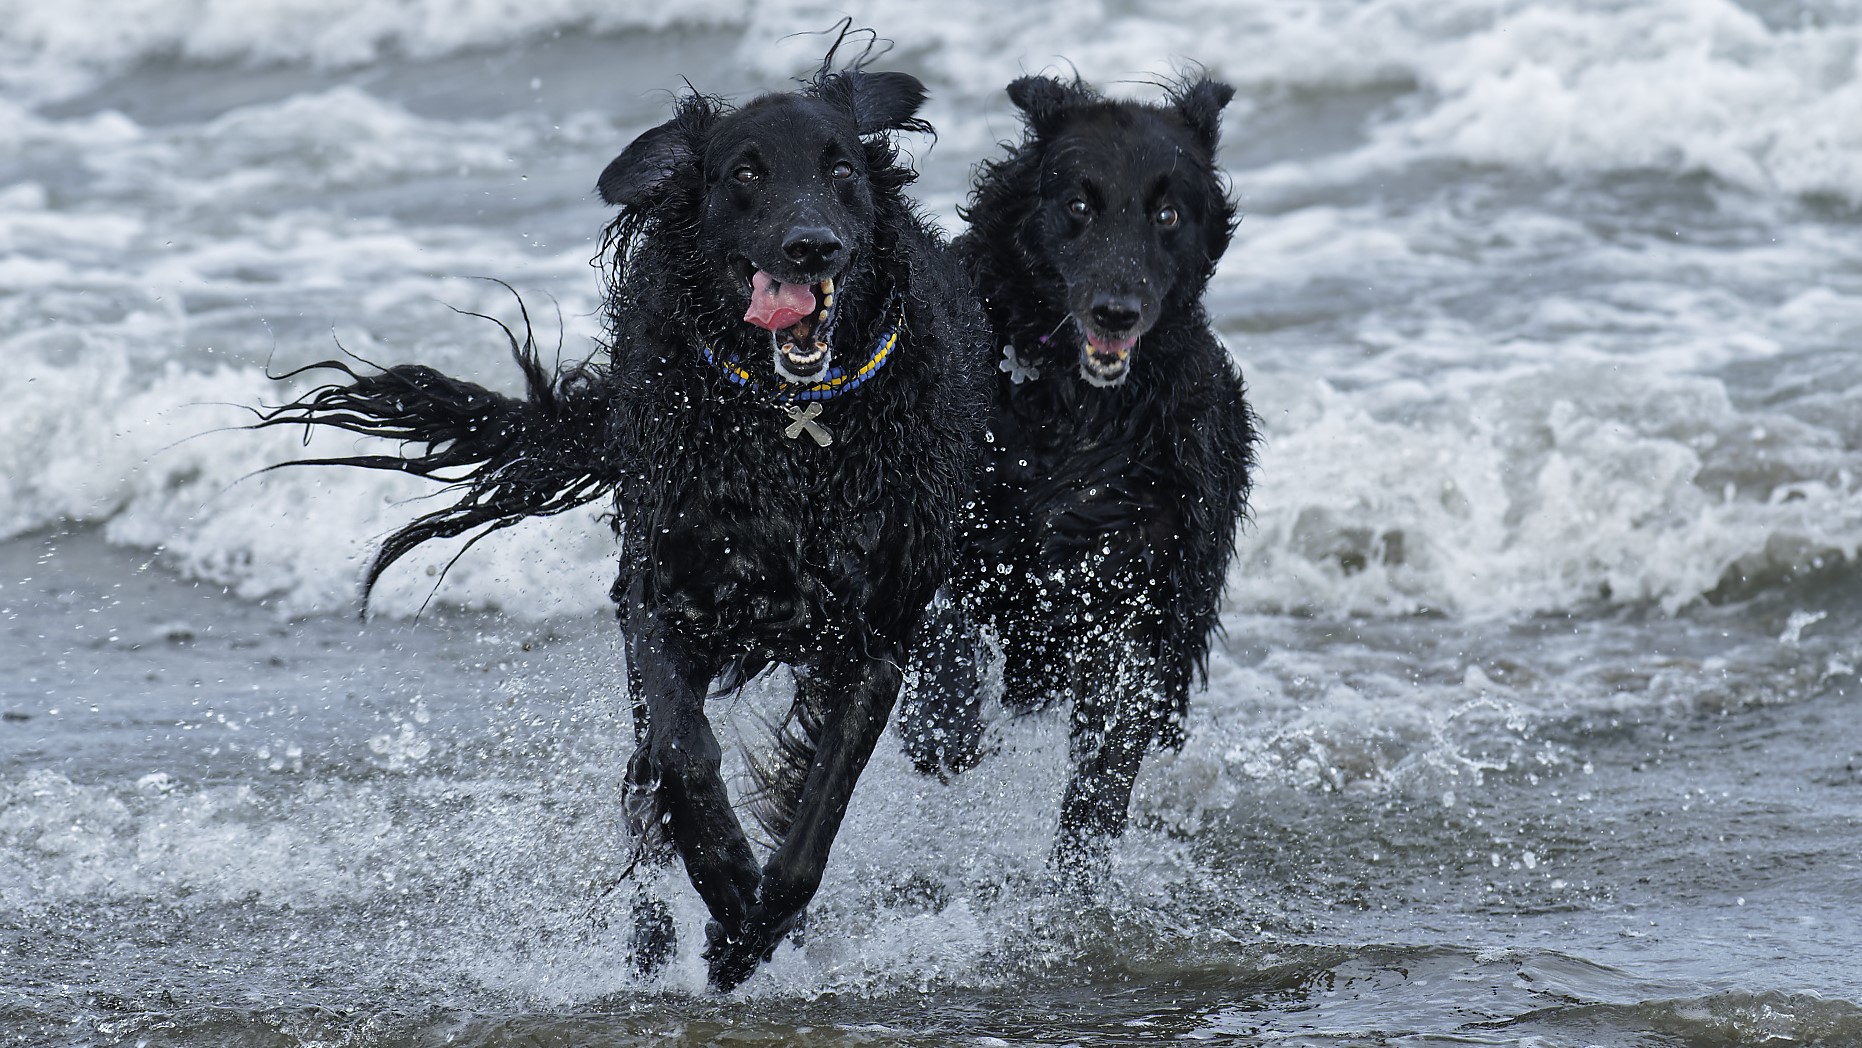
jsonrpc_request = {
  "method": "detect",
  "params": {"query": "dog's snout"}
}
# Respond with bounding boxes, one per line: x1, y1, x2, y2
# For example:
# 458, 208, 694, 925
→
1089, 296, 1142, 334
782, 226, 843, 268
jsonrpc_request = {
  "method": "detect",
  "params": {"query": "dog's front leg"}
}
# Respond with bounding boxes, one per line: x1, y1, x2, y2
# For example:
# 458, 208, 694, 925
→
898, 596, 992, 777
620, 656, 679, 975
621, 593, 762, 961
706, 652, 904, 990
1050, 677, 1170, 895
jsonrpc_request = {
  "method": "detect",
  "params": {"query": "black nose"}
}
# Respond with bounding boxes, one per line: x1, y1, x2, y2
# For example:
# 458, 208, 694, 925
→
1089, 296, 1142, 334
782, 226, 843, 269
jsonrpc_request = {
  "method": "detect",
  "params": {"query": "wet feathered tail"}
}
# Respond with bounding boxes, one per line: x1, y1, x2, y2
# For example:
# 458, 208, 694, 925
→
252, 302, 614, 606
746, 695, 826, 845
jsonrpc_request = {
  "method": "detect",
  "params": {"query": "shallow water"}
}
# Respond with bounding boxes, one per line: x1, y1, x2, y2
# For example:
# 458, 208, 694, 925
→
5, 2, 1862, 1045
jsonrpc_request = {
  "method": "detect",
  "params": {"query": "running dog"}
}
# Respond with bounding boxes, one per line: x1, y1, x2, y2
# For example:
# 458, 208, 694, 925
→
899, 74, 1257, 889
261, 55, 988, 990
593, 60, 987, 989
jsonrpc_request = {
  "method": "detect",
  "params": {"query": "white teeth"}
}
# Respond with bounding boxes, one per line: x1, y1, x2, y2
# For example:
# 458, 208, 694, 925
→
1080, 356, 1131, 388
820, 278, 834, 295
1081, 344, 1132, 382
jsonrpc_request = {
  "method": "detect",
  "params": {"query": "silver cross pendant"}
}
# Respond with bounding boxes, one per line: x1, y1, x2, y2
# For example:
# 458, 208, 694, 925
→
782, 403, 833, 447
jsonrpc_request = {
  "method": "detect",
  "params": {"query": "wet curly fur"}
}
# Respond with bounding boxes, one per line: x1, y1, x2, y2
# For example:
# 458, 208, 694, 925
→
898, 74, 1257, 887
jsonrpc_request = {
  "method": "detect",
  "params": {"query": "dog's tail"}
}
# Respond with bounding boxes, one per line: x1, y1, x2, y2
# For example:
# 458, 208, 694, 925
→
252, 303, 614, 608
745, 693, 825, 846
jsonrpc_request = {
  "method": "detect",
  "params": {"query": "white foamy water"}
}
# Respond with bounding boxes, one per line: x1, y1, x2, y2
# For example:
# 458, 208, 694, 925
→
5, 2, 1862, 1044
6, 0, 1860, 622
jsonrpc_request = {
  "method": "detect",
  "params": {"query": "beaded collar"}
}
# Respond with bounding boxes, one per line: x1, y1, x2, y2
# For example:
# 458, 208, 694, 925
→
698, 292, 902, 404
695, 293, 903, 446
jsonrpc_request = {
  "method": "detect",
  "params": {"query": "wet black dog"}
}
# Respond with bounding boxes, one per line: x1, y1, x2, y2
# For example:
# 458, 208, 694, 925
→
593, 65, 986, 989
899, 75, 1257, 888
260, 62, 988, 990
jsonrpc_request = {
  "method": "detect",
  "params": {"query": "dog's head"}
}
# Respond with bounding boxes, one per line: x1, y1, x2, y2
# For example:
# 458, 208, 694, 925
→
981, 75, 1237, 387
598, 70, 928, 383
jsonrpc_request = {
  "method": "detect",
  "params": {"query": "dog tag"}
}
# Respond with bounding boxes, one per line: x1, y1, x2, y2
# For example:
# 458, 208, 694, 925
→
782, 403, 833, 447
1000, 344, 1041, 384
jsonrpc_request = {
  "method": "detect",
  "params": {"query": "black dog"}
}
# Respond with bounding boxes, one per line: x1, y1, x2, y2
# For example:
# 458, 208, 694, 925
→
260, 61, 988, 989
899, 75, 1256, 889
594, 63, 986, 989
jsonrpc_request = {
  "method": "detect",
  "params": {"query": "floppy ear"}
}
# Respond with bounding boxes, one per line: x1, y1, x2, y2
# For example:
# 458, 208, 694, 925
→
596, 120, 691, 207
1005, 75, 1081, 135
826, 70, 930, 135
1172, 78, 1236, 151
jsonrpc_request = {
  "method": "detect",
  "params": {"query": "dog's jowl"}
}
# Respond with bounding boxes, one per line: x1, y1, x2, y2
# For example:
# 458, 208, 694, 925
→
901, 75, 1257, 889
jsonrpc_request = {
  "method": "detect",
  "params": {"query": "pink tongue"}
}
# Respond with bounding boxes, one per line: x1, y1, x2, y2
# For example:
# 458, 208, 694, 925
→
744, 270, 816, 331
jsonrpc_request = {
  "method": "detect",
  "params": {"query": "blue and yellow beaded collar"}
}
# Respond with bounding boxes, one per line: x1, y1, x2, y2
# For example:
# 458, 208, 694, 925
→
698, 292, 902, 404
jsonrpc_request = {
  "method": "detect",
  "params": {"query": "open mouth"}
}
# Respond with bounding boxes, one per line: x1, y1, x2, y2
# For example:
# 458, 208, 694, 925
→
1078, 328, 1138, 387
742, 267, 841, 383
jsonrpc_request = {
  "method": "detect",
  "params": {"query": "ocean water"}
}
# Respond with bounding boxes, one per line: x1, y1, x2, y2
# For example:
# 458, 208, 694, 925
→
4, 1, 1862, 1044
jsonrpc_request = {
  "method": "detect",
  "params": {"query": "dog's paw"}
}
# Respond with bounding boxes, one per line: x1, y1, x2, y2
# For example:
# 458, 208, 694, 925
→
702, 934, 762, 992
628, 895, 677, 977
702, 907, 796, 991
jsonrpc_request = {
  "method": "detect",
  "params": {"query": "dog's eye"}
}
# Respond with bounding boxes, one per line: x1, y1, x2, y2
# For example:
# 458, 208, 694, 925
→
1156, 205, 1180, 228
1067, 198, 1090, 219
830, 160, 856, 180
732, 166, 759, 184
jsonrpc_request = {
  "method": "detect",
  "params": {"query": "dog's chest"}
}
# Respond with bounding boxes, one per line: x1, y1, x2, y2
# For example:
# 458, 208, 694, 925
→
629, 392, 909, 638
656, 413, 878, 539
984, 382, 1177, 538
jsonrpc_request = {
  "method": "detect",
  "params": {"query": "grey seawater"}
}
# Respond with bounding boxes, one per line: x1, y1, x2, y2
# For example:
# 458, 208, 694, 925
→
6, 10, 1862, 1047
10, 533, 1862, 1046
